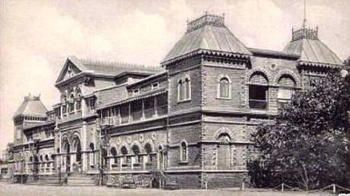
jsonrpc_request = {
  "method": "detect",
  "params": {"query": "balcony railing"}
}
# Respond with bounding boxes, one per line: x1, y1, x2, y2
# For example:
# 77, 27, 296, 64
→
101, 104, 168, 126
249, 99, 268, 110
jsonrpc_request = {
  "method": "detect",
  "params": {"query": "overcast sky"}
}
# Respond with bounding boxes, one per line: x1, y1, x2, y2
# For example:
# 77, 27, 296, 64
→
0, 0, 349, 152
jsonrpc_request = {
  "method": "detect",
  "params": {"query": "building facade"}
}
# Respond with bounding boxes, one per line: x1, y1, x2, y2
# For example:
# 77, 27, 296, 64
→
1, 14, 344, 188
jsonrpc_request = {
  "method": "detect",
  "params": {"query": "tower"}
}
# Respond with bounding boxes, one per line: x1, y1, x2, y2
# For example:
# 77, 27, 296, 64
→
13, 94, 48, 145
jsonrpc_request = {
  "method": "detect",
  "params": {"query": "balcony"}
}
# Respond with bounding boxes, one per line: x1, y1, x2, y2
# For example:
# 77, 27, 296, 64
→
249, 99, 268, 110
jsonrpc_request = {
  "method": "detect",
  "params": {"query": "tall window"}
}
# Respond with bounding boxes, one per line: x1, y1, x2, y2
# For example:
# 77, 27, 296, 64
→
144, 143, 153, 162
249, 73, 269, 109
121, 146, 128, 163
218, 77, 230, 98
68, 94, 75, 113
132, 145, 142, 163
178, 80, 184, 101
278, 75, 296, 108
178, 76, 191, 101
62, 104, 67, 115
76, 95, 82, 111
110, 147, 117, 164
184, 78, 190, 100
89, 143, 95, 167
180, 141, 188, 162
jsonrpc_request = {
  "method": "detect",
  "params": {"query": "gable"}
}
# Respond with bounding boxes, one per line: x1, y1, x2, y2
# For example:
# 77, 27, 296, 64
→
55, 57, 84, 84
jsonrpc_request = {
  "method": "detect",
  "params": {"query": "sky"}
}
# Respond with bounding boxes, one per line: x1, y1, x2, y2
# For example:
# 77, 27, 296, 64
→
0, 0, 349, 152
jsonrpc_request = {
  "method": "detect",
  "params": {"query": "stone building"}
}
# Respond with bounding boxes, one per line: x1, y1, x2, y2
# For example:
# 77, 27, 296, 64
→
1, 14, 344, 188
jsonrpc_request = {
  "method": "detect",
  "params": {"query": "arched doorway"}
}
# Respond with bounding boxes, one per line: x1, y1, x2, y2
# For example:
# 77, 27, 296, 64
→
72, 136, 82, 173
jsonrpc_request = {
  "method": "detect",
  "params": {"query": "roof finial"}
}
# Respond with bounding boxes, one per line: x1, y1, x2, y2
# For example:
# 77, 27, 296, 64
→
303, 0, 307, 28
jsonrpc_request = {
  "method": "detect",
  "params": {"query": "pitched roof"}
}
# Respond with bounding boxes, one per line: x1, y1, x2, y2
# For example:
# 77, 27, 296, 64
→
56, 56, 163, 83
14, 94, 48, 118
79, 58, 162, 76
283, 27, 343, 66
162, 14, 251, 64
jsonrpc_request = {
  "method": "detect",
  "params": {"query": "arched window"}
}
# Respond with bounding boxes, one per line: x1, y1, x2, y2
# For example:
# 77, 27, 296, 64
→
178, 80, 183, 101
121, 146, 129, 163
76, 94, 82, 111
180, 141, 188, 162
89, 143, 95, 166
218, 77, 230, 98
144, 143, 153, 162
278, 75, 296, 100
68, 94, 75, 113
217, 133, 231, 169
110, 147, 117, 164
277, 75, 296, 109
184, 77, 191, 100
178, 76, 191, 102
249, 72, 269, 109
132, 145, 142, 163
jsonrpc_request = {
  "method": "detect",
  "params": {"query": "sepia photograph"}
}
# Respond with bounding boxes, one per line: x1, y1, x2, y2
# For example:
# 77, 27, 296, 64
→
0, 0, 349, 195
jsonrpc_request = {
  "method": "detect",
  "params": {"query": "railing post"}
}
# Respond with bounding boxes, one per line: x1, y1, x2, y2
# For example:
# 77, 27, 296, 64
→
332, 184, 336, 193
281, 183, 284, 192
240, 180, 245, 190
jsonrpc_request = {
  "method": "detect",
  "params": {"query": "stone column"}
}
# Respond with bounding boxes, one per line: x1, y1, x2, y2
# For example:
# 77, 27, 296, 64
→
81, 121, 88, 172
71, 153, 76, 172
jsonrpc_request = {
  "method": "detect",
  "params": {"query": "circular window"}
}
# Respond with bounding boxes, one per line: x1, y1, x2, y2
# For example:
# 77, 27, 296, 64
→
127, 136, 132, 144
270, 64, 276, 70
151, 133, 156, 140
139, 134, 144, 142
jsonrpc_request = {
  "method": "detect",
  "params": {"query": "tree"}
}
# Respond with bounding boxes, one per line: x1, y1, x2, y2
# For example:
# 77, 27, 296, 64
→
249, 71, 350, 190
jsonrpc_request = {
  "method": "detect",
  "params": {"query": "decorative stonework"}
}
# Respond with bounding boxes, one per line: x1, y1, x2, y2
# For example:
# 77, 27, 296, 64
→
273, 69, 300, 87
139, 134, 144, 142
214, 127, 234, 140
246, 68, 273, 84
186, 14, 225, 33
292, 27, 318, 41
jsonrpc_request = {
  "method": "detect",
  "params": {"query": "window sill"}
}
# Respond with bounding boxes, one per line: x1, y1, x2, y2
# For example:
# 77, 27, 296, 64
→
179, 161, 188, 165
111, 164, 118, 168
216, 97, 231, 100
177, 99, 191, 104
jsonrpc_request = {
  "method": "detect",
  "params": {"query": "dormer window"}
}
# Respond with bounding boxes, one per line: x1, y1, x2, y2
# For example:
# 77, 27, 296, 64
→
151, 83, 159, 90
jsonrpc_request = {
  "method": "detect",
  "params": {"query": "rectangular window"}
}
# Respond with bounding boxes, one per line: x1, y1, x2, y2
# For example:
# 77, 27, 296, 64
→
156, 94, 167, 116
144, 97, 155, 119
131, 100, 142, 122
249, 85, 268, 109
120, 104, 129, 124
278, 88, 294, 100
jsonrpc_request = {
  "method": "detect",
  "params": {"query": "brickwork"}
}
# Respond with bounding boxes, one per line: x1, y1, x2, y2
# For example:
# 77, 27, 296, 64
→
4, 13, 343, 189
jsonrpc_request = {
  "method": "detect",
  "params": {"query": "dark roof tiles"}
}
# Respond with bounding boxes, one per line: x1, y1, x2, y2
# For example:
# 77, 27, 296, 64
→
162, 14, 251, 64
14, 95, 48, 118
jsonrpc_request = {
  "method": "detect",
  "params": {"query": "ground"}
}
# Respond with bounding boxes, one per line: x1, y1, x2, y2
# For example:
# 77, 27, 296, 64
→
0, 183, 334, 196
